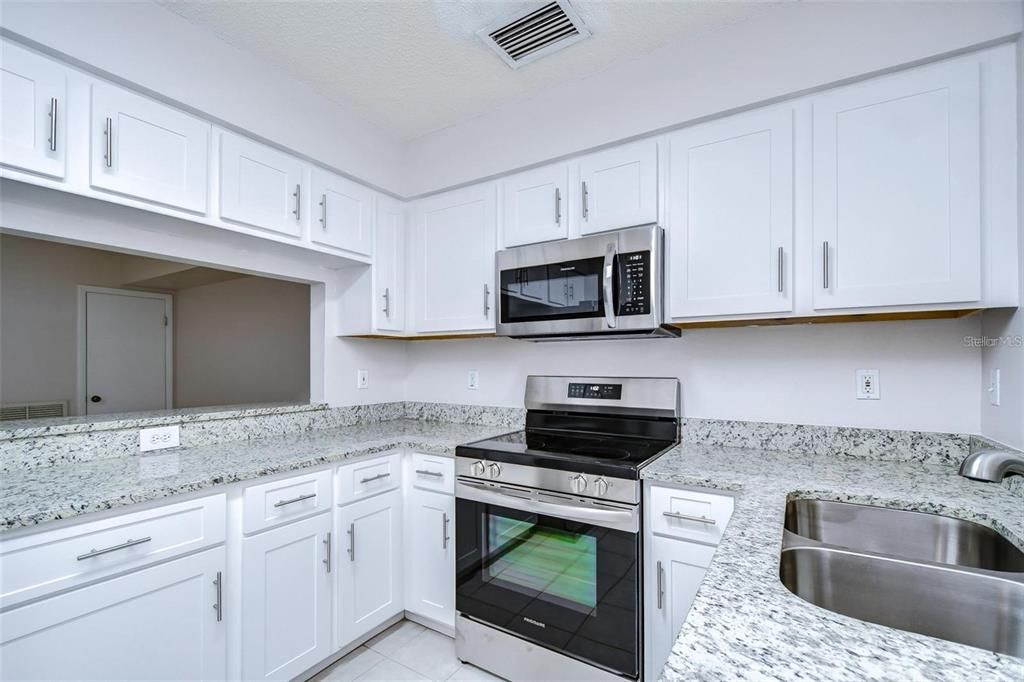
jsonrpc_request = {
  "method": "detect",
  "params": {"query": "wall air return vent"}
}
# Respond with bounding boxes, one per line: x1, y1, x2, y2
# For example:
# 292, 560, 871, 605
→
479, 1, 591, 70
0, 401, 68, 421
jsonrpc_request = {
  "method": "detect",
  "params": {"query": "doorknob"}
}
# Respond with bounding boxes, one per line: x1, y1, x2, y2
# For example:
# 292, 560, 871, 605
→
90, 395, 102, 403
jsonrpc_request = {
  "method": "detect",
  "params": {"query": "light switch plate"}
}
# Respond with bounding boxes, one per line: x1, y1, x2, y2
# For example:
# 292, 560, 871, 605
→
989, 368, 1001, 406
356, 369, 369, 389
139, 425, 180, 452
468, 370, 480, 390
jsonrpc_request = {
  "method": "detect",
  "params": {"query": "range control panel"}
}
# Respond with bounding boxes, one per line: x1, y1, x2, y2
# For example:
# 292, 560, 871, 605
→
568, 382, 623, 400
618, 250, 651, 316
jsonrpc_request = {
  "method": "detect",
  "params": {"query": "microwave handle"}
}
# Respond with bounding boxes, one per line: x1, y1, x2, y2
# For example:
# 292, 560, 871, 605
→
603, 241, 617, 328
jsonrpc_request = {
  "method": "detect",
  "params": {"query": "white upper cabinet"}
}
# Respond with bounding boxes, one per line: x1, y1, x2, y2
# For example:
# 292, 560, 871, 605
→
411, 183, 497, 333
90, 84, 209, 213
311, 169, 373, 255
375, 196, 406, 333
668, 106, 794, 318
578, 139, 658, 235
220, 131, 305, 237
501, 163, 569, 247
0, 40, 66, 179
812, 58, 982, 310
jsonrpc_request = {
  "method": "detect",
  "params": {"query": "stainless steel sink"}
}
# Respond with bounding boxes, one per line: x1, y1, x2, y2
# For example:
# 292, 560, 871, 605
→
780, 499, 1024, 656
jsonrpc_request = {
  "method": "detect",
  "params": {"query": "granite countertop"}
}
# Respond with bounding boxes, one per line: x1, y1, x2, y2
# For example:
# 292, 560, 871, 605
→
0, 419, 511, 532
642, 444, 1024, 682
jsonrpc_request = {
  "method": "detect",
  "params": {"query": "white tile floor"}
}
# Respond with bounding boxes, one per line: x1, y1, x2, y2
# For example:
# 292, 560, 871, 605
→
312, 620, 504, 682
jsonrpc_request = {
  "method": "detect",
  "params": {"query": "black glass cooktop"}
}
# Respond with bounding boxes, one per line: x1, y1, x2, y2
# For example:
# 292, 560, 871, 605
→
457, 428, 676, 479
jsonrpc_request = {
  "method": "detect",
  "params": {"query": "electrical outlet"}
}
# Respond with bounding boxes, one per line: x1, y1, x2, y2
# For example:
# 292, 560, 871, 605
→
856, 369, 880, 400
356, 369, 369, 390
139, 425, 180, 452
989, 368, 1001, 406
468, 370, 479, 390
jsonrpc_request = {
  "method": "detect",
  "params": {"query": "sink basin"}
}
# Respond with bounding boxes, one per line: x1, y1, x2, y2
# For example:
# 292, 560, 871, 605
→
780, 499, 1024, 656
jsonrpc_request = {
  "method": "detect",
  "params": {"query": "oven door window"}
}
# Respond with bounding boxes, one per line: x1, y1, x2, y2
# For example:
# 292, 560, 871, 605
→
499, 258, 605, 324
456, 499, 639, 678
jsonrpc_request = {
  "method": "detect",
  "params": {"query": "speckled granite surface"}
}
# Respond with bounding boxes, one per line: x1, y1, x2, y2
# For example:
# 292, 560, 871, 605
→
642, 444, 1024, 681
0, 419, 511, 532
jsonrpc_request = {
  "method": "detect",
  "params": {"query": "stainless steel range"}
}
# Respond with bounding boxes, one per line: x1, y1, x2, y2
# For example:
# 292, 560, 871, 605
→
454, 376, 681, 681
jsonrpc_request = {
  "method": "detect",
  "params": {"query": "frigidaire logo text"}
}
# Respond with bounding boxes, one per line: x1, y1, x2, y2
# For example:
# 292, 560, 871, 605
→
523, 617, 546, 628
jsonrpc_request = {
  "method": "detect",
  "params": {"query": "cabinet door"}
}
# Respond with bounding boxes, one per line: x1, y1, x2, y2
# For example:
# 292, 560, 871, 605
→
404, 488, 454, 627
242, 513, 332, 681
311, 169, 373, 255
812, 58, 981, 309
374, 196, 406, 332
411, 183, 497, 333
579, 139, 658, 235
0, 547, 226, 681
336, 489, 403, 647
668, 107, 794, 318
645, 537, 715, 681
501, 163, 569, 247
220, 131, 305, 237
0, 39, 66, 179
90, 84, 209, 213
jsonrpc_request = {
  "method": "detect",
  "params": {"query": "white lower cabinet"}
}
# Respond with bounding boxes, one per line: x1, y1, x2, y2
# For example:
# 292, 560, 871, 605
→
0, 546, 226, 681
242, 512, 333, 681
336, 488, 404, 647
404, 487, 455, 627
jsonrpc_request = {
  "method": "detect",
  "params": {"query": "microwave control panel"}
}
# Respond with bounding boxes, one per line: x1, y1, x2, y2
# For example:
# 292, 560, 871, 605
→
618, 250, 651, 315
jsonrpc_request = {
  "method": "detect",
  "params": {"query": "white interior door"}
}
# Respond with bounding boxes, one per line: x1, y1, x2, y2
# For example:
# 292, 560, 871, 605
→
0, 39, 67, 179
81, 287, 171, 415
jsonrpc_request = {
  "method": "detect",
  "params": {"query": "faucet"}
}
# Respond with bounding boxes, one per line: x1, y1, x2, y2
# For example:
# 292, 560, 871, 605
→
959, 449, 1024, 482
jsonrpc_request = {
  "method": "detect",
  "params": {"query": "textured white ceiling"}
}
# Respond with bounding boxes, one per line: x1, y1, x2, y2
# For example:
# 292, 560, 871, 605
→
158, 1, 780, 141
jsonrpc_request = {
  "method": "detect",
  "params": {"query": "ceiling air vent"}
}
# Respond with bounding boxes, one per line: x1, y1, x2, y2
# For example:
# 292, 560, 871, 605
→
479, 1, 591, 70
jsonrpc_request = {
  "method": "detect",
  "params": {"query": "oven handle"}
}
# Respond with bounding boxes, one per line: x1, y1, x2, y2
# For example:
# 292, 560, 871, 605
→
456, 480, 638, 533
603, 241, 617, 329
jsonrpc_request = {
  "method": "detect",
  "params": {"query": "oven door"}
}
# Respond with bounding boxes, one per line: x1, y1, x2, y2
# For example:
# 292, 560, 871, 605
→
455, 480, 640, 679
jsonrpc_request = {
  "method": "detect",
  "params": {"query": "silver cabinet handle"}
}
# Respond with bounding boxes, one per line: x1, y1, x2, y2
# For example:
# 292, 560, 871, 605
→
416, 469, 443, 478
347, 522, 355, 562
483, 284, 491, 318
360, 472, 391, 484
663, 510, 717, 526
48, 97, 57, 152
554, 187, 561, 225
581, 180, 589, 220
319, 193, 327, 229
103, 117, 113, 168
442, 512, 450, 549
77, 536, 151, 561
777, 246, 784, 293
382, 287, 391, 317
822, 241, 829, 289
213, 570, 223, 622
603, 241, 617, 329
273, 492, 316, 508
323, 532, 332, 573
656, 560, 665, 610
292, 184, 301, 220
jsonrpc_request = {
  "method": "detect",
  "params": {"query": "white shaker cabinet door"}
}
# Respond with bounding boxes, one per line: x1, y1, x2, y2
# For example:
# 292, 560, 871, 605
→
90, 84, 209, 212
812, 58, 981, 309
578, 139, 658, 235
501, 163, 569, 247
311, 168, 373, 255
404, 488, 455, 627
220, 131, 305, 237
0, 547, 226, 681
374, 195, 406, 332
0, 39, 67, 179
668, 106, 794, 318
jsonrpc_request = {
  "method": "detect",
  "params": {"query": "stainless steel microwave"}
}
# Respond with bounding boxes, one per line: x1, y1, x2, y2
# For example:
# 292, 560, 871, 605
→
495, 225, 679, 340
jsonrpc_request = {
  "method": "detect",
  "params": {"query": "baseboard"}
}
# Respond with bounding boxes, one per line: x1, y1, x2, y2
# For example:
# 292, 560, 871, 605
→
405, 610, 456, 638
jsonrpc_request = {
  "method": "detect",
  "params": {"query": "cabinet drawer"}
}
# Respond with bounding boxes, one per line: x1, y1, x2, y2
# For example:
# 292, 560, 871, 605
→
648, 486, 733, 545
337, 454, 401, 505
242, 469, 333, 534
0, 494, 225, 608
409, 453, 454, 494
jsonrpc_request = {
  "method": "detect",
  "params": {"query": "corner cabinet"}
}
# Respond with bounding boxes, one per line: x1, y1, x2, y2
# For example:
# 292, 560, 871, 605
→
410, 183, 497, 333
374, 196, 407, 333
0, 40, 67, 179
219, 131, 306, 237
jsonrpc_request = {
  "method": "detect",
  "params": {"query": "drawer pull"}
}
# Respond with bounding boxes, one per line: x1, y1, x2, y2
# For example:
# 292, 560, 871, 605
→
76, 536, 152, 561
360, 472, 391, 484
273, 492, 317, 508
347, 522, 355, 562
415, 469, 444, 478
656, 560, 665, 610
213, 570, 223, 622
663, 511, 717, 526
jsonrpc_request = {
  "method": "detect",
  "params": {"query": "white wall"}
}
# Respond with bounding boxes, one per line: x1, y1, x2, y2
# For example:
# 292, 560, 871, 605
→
405, 318, 983, 434
402, 1, 1023, 195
